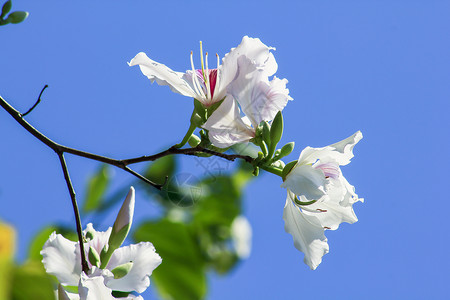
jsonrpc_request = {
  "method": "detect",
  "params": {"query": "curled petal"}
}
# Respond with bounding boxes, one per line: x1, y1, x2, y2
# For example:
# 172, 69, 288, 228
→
105, 242, 162, 293
283, 192, 329, 270
329, 131, 363, 165
41, 232, 81, 286
203, 96, 255, 148
281, 164, 327, 201
129, 52, 196, 98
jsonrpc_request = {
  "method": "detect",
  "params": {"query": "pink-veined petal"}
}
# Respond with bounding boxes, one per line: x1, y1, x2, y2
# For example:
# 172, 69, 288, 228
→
283, 191, 329, 270
228, 56, 291, 127
105, 242, 162, 293
203, 96, 255, 148
129, 52, 197, 98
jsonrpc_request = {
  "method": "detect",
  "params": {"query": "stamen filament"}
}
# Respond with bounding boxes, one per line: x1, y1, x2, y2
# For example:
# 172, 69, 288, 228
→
205, 52, 211, 101
199, 41, 208, 84
190, 51, 203, 98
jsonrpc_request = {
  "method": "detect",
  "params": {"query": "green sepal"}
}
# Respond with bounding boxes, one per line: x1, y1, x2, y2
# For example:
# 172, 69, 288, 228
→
111, 262, 134, 279
188, 134, 201, 147
193, 99, 206, 122
100, 225, 129, 268
6, 11, 28, 24
269, 111, 283, 153
88, 246, 101, 268
1, 1, 12, 18
282, 160, 298, 181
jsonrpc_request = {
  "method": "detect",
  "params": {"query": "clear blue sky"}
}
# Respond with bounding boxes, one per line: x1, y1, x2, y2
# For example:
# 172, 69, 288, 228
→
1, 1, 449, 299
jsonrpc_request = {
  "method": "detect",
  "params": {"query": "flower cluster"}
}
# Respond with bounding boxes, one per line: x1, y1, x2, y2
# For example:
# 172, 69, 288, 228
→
41, 187, 162, 299
129, 36, 363, 270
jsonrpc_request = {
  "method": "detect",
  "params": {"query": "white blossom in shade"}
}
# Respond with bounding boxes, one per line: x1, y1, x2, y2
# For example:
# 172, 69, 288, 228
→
203, 56, 291, 148
281, 131, 363, 270
128, 36, 277, 107
231, 216, 252, 259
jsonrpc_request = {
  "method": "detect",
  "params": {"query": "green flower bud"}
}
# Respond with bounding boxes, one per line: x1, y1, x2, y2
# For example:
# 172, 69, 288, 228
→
278, 142, 295, 159
111, 261, 134, 279
88, 246, 101, 268
252, 166, 259, 176
6, 11, 28, 24
261, 121, 271, 146
188, 134, 201, 147
1, 0, 12, 18
270, 111, 283, 149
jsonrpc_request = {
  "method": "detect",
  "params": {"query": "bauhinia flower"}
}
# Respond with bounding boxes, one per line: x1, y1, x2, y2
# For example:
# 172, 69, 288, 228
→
281, 131, 363, 270
203, 56, 292, 148
128, 36, 277, 107
41, 187, 162, 298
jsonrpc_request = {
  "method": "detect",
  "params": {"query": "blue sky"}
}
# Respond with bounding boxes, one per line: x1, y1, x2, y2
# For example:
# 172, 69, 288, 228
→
1, 1, 449, 299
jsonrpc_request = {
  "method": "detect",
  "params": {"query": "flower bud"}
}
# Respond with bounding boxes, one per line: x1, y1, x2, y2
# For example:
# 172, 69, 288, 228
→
188, 134, 201, 147
1, 1, 12, 18
88, 246, 101, 268
282, 160, 298, 181
111, 261, 134, 279
6, 11, 28, 24
270, 111, 283, 148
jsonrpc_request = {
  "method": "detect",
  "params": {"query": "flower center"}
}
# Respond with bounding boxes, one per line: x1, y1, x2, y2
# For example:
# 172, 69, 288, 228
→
189, 41, 220, 103
314, 161, 340, 180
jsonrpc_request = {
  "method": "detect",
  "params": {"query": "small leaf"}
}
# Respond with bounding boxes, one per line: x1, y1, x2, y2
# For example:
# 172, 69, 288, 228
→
83, 165, 109, 213
6, 11, 28, 24
1, 0, 12, 18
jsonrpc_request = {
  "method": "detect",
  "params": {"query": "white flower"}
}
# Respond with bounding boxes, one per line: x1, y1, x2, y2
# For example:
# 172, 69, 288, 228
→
281, 131, 363, 270
128, 36, 277, 107
203, 56, 292, 148
41, 187, 162, 297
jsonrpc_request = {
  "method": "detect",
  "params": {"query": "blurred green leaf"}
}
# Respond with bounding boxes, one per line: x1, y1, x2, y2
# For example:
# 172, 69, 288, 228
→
11, 260, 55, 300
83, 165, 109, 213
6, 11, 28, 24
134, 219, 206, 300
28, 226, 57, 261
1, 0, 12, 18
145, 155, 176, 184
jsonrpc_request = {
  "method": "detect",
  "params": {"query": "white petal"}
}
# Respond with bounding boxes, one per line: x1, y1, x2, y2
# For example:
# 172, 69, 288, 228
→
283, 192, 329, 270
105, 242, 162, 293
203, 96, 255, 148
41, 232, 81, 286
303, 177, 359, 230
281, 164, 327, 201
129, 52, 196, 98
215, 36, 278, 100
228, 56, 291, 127
329, 131, 363, 166
79, 270, 114, 300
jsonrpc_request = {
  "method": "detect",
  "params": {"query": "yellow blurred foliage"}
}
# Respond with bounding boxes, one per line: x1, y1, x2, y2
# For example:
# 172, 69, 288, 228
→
0, 221, 15, 261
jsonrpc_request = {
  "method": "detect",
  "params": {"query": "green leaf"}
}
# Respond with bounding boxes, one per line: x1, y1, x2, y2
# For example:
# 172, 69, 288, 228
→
1, 0, 12, 18
28, 226, 57, 261
6, 11, 28, 24
144, 155, 176, 185
11, 261, 55, 300
83, 165, 109, 213
134, 220, 206, 300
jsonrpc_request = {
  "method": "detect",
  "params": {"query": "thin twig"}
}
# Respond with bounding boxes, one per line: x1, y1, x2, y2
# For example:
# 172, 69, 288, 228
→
22, 84, 48, 117
57, 152, 89, 273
